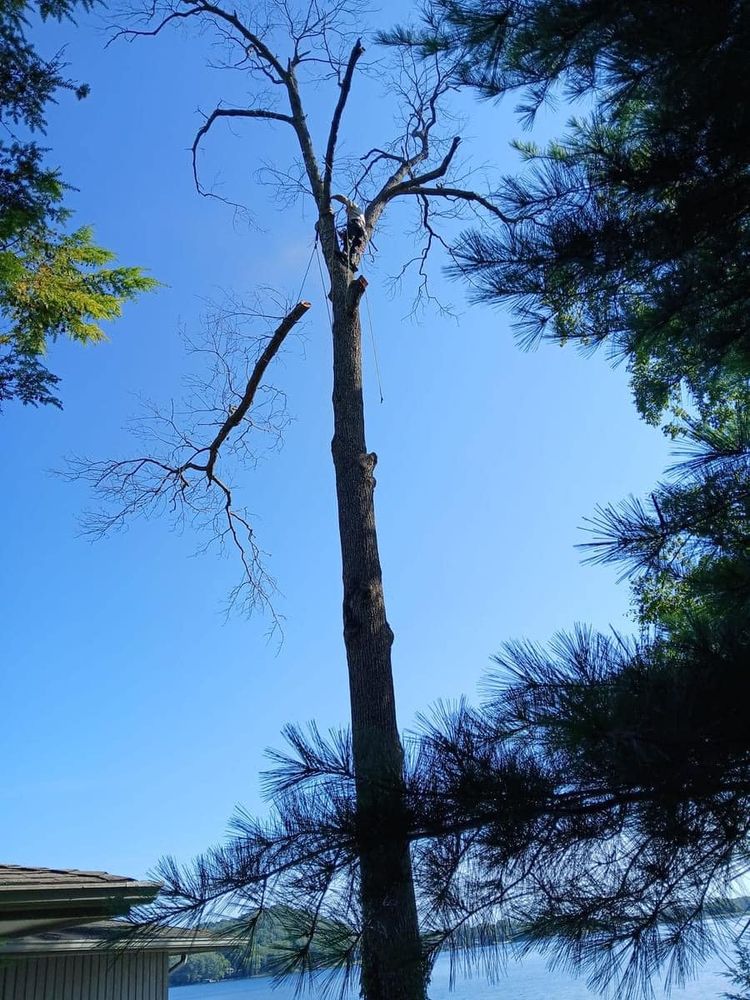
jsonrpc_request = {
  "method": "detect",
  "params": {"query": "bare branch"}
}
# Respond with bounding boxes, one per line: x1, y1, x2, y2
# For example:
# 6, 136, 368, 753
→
387, 193, 459, 319
362, 58, 459, 231
323, 37, 365, 203
381, 135, 462, 201
284, 68, 325, 206
191, 0, 289, 83
192, 105, 295, 195
107, 8, 204, 47
205, 299, 311, 481
69, 299, 311, 623
400, 185, 514, 222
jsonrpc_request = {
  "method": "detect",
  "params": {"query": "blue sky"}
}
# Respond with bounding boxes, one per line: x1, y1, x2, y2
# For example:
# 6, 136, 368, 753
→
1, 1, 673, 879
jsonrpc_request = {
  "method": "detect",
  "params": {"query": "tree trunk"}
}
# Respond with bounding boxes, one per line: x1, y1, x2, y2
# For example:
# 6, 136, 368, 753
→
328, 266, 427, 1000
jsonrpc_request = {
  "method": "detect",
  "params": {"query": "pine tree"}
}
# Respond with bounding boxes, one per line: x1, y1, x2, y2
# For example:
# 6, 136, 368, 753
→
371, 0, 750, 987
395, 0, 750, 427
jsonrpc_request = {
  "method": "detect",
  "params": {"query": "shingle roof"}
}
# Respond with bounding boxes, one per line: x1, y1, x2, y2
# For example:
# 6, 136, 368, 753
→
0, 866, 157, 894
0, 864, 161, 937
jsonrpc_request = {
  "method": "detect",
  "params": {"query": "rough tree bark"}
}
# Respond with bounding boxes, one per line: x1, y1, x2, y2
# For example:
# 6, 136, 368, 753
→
325, 252, 426, 998
288, 47, 428, 991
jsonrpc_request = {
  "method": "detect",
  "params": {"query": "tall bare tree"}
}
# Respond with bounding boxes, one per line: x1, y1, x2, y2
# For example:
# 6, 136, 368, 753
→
75, 3, 506, 995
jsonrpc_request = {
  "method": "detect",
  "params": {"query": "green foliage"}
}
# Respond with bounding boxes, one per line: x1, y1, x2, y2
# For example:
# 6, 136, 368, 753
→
3, 227, 158, 356
163, 909, 357, 988
725, 945, 750, 1000
372, 0, 750, 990
141, 698, 750, 999
1, 0, 91, 240
0, 0, 157, 410
169, 951, 232, 986
585, 399, 750, 624
407, 0, 750, 427
0, 349, 60, 407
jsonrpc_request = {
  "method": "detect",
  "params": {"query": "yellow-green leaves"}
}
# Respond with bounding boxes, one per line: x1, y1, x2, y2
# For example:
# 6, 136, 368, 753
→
0, 0, 158, 409
4, 226, 159, 356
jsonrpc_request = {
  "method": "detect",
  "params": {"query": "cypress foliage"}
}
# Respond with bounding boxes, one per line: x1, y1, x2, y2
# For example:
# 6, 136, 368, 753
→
0, 0, 157, 410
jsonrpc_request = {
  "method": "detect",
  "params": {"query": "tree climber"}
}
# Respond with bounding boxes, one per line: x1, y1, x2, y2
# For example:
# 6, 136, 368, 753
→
332, 194, 367, 269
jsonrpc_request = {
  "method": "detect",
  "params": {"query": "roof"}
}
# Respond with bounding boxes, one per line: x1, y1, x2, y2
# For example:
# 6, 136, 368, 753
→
0, 865, 161, 938
0, 866, 159, 894
0, 920, 239, 957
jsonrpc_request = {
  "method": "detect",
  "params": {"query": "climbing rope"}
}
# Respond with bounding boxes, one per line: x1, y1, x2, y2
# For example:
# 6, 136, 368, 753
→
314, 240, 384, 404
364, 288, 384, 404
295, 237, 318, 304
314, 240, 333, 332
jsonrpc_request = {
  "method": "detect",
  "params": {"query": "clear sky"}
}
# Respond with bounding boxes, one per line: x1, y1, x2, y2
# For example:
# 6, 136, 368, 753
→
1, 1, 673, 880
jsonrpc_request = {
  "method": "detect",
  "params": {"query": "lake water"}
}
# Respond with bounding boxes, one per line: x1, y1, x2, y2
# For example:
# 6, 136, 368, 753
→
169, 947, 732, 1000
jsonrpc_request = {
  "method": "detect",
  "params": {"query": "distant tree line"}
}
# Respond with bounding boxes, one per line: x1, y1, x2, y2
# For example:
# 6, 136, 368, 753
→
169, 952, 232, 987
167, 898, 750, 989
168, 909, 355, 986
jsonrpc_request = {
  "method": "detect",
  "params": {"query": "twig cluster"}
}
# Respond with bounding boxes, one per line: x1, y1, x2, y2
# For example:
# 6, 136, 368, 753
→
67, 298, 309, 622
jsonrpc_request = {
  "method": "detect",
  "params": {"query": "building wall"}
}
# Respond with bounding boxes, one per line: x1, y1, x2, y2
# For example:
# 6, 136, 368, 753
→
0, 951, 169, 1000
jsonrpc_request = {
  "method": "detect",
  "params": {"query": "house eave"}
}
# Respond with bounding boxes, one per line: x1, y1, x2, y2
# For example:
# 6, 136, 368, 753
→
0, 921, 238, 957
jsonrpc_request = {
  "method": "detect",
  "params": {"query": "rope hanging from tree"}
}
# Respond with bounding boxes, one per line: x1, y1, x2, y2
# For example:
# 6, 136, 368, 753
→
314, 241, 383, 404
